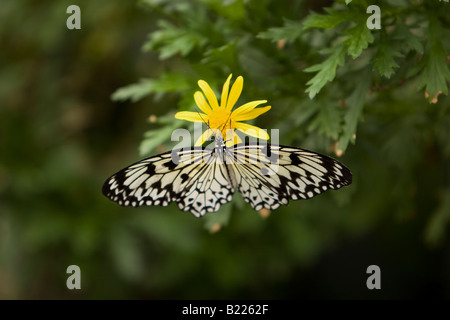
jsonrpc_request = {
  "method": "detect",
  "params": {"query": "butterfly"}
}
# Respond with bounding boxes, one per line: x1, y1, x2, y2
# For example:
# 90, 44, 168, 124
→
102, 133, 352, 217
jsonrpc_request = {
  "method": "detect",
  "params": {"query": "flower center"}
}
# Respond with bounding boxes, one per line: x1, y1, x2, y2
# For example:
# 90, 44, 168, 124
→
208, 108, 232, 130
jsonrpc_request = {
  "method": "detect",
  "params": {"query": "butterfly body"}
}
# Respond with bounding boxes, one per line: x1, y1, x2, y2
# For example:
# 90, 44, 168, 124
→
103, 134, 352, 217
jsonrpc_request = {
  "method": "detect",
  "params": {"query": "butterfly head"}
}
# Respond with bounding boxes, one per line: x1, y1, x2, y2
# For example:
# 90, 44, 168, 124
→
214, 132, 226, 147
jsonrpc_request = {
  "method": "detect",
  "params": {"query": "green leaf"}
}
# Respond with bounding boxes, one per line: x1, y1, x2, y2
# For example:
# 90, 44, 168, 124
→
308, 100, 343, 140
202, 42, 240, 71
111, 74, 192, 103
344, 23, 375, 59
143, 20, 207, 59
416, 38, 450, 102
304, 44, 346, 99
139, 120, 181, 156
237, 45, 282, 85
292, 100, 320, 128
111, 79, 154, 103
372, 32, 403, 78
303, 7, 352, 30
337, 68, 371, 152
138, 0, 191, 13
257, 18, 303, 43
393, 23, 424, 54
206, 0, 246, 21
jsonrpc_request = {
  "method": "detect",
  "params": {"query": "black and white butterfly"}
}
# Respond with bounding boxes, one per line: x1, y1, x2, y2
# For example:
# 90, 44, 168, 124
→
102, 134, 352, 217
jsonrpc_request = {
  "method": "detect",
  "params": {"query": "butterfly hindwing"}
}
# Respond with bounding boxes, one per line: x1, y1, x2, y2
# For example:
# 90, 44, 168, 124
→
178, 153, 235, 217
228, 143, 352, 210
226, 144, 289, 211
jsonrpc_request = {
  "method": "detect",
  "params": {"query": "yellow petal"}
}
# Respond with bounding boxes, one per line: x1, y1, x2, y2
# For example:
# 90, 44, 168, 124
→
198, 80, 219, 110
194, 129, 217, 146
175, 111, 208, 123
232, 100, 267, 115
232, 103, 271, 121
194, 91, 212, 114
220, 74, 232, 108
225, 76, 243, 112
234, 122, 269, 140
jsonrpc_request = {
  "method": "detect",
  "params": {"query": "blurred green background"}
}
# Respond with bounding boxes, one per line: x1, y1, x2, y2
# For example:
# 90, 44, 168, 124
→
1, 0, 449, 299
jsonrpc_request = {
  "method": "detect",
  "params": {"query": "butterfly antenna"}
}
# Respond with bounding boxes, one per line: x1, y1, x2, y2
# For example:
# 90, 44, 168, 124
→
219, 109, 234, 144
194, 107, 213, 143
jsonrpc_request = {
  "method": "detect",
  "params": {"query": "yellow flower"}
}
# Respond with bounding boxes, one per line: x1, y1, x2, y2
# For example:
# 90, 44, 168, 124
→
175, 74, 271, 147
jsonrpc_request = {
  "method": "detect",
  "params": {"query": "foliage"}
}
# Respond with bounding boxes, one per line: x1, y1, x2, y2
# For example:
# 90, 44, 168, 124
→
1, 0, 449, 299
116, 0, 450, 230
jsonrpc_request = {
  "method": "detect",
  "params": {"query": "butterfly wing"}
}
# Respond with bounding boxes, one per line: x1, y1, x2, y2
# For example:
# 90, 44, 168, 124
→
102, 146, 235, 217
103, 142, 352, 215
227, 143, 352, 211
